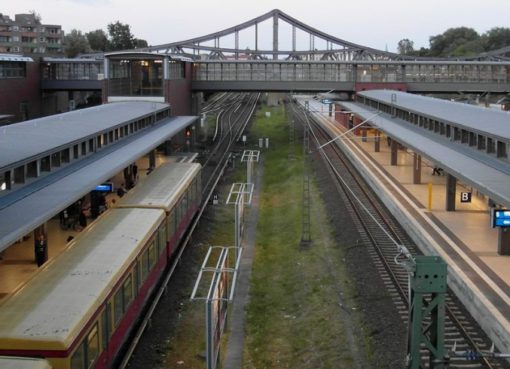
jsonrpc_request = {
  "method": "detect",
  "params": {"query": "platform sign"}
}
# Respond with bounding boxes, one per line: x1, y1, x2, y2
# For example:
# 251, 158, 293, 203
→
460, 192, 472, 203
492, 209, 510, 228
94, 182, 114, 192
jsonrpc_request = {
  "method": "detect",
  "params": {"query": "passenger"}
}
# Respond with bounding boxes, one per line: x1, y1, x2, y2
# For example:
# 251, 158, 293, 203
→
35, 234, 47, 267
132, 163, 138, 181
117, 184, 126, 198
98, 194, 107, 213
78, 210, 87, 231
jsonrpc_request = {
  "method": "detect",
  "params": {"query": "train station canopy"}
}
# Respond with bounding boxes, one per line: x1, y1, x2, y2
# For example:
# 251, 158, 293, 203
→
0, 116, 197, 252
339, 100, 510, 209
0, 101, 170, 171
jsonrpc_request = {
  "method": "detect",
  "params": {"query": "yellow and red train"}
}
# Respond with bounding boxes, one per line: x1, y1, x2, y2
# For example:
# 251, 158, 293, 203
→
0, 162, 201, 369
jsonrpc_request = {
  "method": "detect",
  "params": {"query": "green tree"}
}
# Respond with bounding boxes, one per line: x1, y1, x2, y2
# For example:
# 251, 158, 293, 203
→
397, 38, 414, 55
482, 27, 510, 51
134, 38, 148, 48
86, 29, 110, 52
64, 29, 91, 57
107, 21, 135, 50
429, 27, 480, 56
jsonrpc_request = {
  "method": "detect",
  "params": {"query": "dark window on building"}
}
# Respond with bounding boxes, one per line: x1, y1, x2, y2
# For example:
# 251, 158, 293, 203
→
497, 141, 507, 158
0, 62, 26, 78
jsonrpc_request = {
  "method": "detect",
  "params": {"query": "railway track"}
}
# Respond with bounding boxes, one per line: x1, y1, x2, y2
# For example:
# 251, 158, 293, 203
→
289, 101, 510, 369
121, 92, 259, 369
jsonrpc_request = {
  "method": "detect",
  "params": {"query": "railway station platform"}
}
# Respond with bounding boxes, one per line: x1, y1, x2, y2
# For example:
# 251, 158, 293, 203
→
298, 96, 510, 354
0, 152, 196, 300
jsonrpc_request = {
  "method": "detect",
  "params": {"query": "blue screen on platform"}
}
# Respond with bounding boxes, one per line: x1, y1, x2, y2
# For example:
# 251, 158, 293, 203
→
94, 183, 113, 192
493, 209, 510, 227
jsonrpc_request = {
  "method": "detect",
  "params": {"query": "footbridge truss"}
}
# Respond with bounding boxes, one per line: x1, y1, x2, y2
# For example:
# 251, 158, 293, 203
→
141, 9, 510, 62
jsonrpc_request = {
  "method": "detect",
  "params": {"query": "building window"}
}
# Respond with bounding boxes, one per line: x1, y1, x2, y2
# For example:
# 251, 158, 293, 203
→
0, 62, 26, 78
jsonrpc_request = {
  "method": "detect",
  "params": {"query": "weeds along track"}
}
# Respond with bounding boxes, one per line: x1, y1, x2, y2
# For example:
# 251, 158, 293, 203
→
288, 101, 509, 369
122, 92, 259, 369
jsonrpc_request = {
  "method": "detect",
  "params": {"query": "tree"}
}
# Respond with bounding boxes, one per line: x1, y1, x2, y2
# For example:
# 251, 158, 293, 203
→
482, 27, 510, 51
134, 38, 148, 48
29, 10, 41, 24
107, 21, 135, 50
86, 29, 110, 52
397, 38, 414, 55
429, 27, 480, 57
64, 29, 91, 57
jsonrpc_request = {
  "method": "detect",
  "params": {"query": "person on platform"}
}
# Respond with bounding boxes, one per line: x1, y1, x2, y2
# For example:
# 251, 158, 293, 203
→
35, 234, 47, 267
78, 210, 87, 231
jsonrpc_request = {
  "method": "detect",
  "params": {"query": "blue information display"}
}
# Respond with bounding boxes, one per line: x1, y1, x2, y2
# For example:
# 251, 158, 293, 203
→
493, 209, 510, 227
94, 182, 114, 192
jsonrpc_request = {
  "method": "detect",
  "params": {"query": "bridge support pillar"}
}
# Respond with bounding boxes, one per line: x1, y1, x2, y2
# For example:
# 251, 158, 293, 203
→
374, 130, 380, 152
413, 153, 421, 184
163, 140, 172, 156
191, 92, 203, 115
361, 127, 367, 142
498, 228, 510, 255
390, 138, 398, 165
445, 174, 456, 211
149, 150, 156, 172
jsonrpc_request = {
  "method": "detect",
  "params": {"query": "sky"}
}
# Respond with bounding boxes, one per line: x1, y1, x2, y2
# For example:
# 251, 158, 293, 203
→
2, 0, 509, 53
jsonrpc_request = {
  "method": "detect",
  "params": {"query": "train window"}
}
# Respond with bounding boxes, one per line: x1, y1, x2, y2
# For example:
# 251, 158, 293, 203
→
167, 211, 176, 239
148, 242, 156, 270
134, 262, 141, 292
182, 191, 189, 213
107, 301, 113, 336
100, 309, 109, 351
70, 341, 85, 369
113, 288, 123, 326
159, 226, 167, 254
123, 274, 133, 308
86, 324, 99, 368
141, 250, 149, 281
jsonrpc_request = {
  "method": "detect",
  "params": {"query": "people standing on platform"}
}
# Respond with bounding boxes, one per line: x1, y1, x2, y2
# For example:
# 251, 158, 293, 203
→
35, 234, 47, 267
117, 184, 126, 198
78, 210, 87, 231
132, 163, 138, 182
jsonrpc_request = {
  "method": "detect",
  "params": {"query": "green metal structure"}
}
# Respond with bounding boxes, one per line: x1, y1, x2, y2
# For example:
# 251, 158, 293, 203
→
406, 255, 448, 368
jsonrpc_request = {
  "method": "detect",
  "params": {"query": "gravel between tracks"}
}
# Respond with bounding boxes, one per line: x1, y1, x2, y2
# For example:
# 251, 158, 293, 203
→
309, 146, 408, 369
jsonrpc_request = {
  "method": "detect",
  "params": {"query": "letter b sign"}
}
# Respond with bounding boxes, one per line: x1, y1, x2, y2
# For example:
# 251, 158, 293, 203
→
460, 192, 472, 203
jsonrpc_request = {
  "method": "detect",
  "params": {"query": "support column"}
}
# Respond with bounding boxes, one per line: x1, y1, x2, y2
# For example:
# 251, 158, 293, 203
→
272, 13, 278, 60
163, 139, 172, 156
498, 228, 510, 255
235, 31, 239, 60
33, 223, 48, 267
445, 174, 456, 211
149, 150, 156, 171
390, 139, 398, 165
413, 153, 422, 184
374, 130, 380, 152
361, 127, 367, 142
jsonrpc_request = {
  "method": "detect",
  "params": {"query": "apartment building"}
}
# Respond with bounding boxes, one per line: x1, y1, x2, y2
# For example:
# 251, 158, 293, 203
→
0, 13, 64, 54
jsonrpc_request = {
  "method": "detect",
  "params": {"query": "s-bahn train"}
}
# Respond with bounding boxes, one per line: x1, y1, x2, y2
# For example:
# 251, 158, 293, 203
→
0, 162, 202, 369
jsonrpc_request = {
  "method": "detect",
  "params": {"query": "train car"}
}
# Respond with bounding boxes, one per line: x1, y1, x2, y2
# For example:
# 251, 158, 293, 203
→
0, 163, 201, 369
0, 356, 52, 369
116, 162, 202, 257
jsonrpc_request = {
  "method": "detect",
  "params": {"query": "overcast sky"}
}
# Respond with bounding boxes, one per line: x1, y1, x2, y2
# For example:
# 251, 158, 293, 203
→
3, 0, 509, 52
